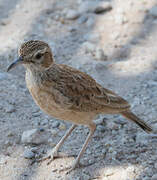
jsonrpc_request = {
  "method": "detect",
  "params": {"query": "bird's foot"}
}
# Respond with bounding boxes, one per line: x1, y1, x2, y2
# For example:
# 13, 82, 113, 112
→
36, 148, 59, 165
59, 159, 95, 174
36, 148, 77, 165
59, 161, 83, 174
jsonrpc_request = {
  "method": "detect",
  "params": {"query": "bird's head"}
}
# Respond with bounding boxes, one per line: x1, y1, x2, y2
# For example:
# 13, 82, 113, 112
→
7, 40, 54, 72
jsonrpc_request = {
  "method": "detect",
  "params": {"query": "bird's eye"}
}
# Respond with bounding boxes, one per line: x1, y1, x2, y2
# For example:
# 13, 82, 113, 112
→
35, 53, 43, 59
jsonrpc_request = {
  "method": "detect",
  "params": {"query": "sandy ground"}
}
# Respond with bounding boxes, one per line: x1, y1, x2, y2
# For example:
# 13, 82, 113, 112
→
0, 0, 157, 179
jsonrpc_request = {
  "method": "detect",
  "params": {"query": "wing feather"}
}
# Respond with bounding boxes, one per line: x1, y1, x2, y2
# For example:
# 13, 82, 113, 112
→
43, 64, 130, 112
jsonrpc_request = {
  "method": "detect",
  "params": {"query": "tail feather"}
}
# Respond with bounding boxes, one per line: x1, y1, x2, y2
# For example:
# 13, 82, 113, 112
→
121, 111, 152, 133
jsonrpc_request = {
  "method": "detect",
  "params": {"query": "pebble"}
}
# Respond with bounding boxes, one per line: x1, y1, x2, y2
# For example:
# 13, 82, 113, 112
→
51, 121, 60, 128
86, 17, 95, 27
30, 147, 38, 153
152, 174, 157, 180
21, 129, 50, 145
114, 118, 127, 125
79, 1, 112, 14
84, 33, 100, 43
68, 26, 77, 32
82, 173, 91, 180
4, 105, 16, 113
126, 166, 135, 173
149, 6, 157, 18
51, 129, 58, 136
0, 155, 8, 164
83, 41, 96, 53
23, 149, 35, 159
7, 132, 14, 137
154, 162, 157, 169
144, 166, 153, 176
94, 48, 107, 61
94, 2, 112, 14
110, 31, 120, 40
114, 12, 128, 25
97, 125, 106, 132
32, 112, 41, 117
104, 168, 114, 176
4, 140, 12, 147
94, 117, 104, 125
78, 15, 88, 24
147, 80, 157, 87
79, 1, 95, 13
58, 123, 66, 130
41, 119, 48, 126
66, 10, 80, 20
101, 148, 107, 155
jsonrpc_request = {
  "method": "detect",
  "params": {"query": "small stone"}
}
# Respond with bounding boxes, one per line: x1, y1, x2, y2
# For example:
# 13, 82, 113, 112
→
41, 119, 48, 126
86, 17, 95, 27
94, 2, 112, 14
30, 147, 38, 153
0, 19, 10, 26
83, 42, 96, 53
0, 155, 8, 164
97, 125, 106, 132
32, 112, 41, 117
78, 15, 88, 24
101, 148, 107, 155
21, 129, 50, 145
110, 31, 120, 40
79, 2, 95, 13
84, 33, 100, 43
115, 12, 128, 25
114, 46, 130, 59
68, 26, 77, 32
82, 173, 90, 180
104, 168, 114, 176
79, 1, 112, 14
45, 8, 54, 15
39, 128, 45, 132
88, 158, 95, 165
149, 6, 157, 18
126, 166, 135, 173
59, 123, 66, 130
154, 162, 157, 169
114, 118, 127, 125
51, 121, 60, 128
23, 149, 35, 159
4, 140, 12, 147
94, 117, 104, 125
147, 80, 157, 87
4, 105, 15, 113
51, 129, 58, 136
66, 10, 80, 20
7, 132, 14, 137
94, 48, 107, 61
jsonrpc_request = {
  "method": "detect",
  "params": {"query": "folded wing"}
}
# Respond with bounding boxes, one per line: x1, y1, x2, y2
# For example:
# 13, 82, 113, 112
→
44, 64, 130, 112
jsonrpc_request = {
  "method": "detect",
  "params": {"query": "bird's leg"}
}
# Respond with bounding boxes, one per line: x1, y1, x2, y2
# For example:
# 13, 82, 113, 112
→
38, 124, 77, 164
62, 123, 96, 173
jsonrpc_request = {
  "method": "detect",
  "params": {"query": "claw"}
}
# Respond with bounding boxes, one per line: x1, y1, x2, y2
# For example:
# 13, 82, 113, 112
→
59, 161, 82, 174
35, 150, 77, 166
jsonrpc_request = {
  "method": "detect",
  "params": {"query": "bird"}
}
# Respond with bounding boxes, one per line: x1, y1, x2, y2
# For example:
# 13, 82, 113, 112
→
7, 40, 152, 171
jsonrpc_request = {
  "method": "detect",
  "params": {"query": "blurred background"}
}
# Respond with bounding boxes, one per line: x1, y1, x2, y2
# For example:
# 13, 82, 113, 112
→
0, 0, 157, 179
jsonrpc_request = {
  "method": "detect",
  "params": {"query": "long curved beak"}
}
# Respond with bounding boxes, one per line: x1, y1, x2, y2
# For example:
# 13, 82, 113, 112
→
7, 56, 23, 72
